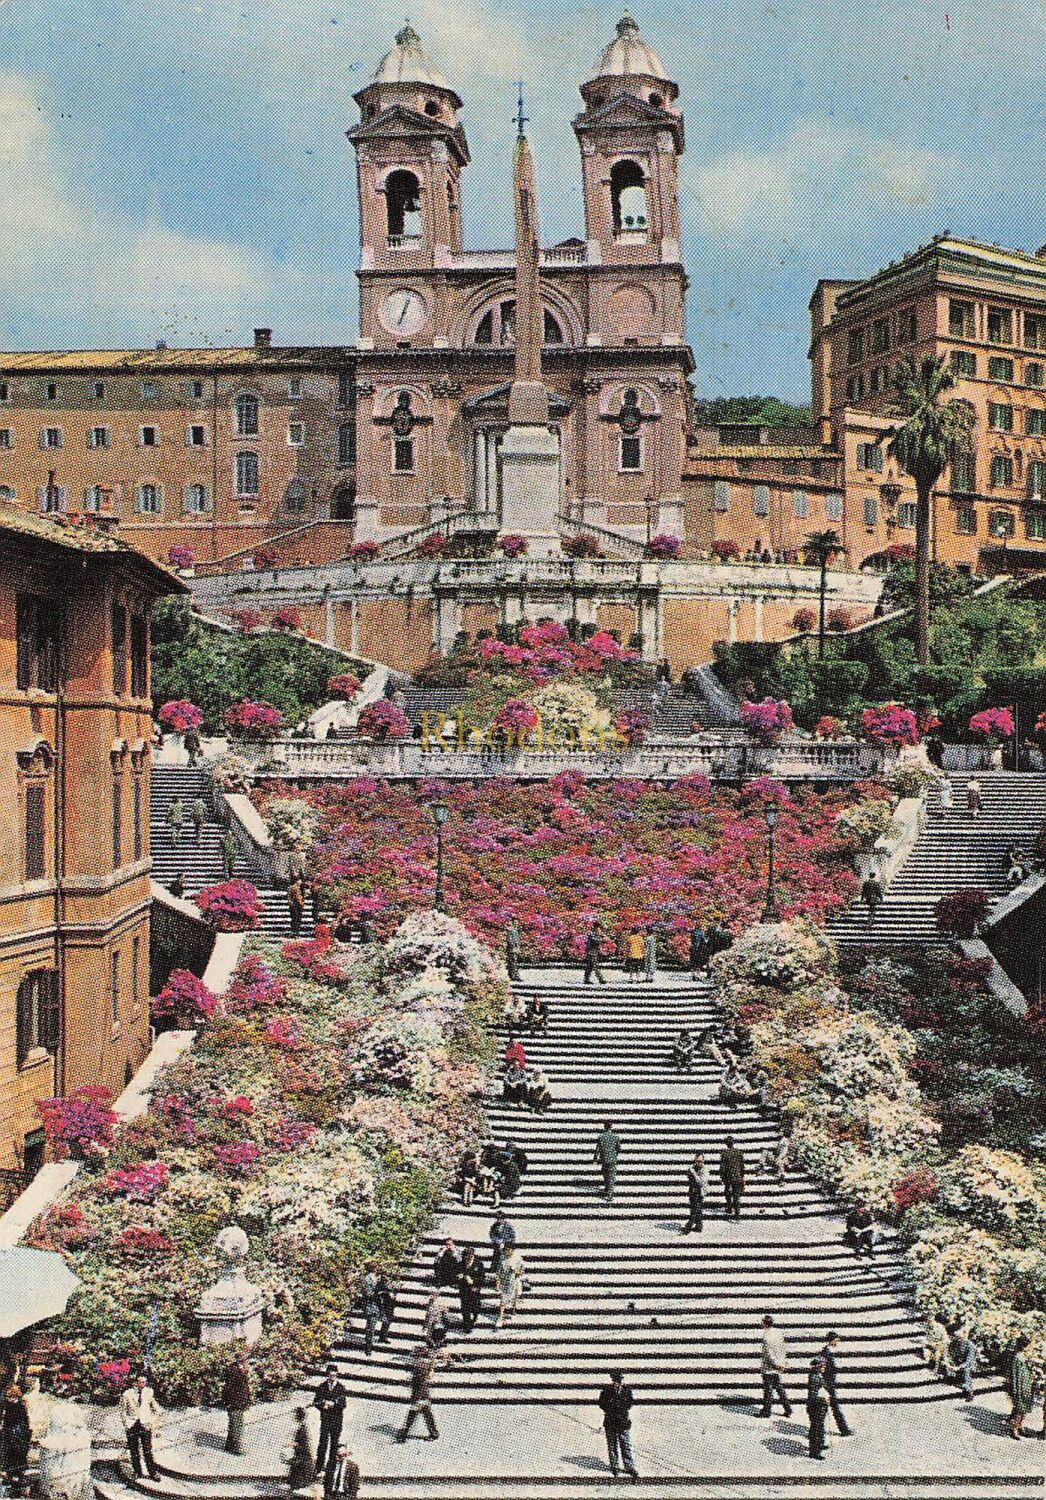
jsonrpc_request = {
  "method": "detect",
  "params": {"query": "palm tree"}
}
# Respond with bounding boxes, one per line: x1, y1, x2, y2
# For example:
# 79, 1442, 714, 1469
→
804, 529, 843, 657
884, 356, 976, 667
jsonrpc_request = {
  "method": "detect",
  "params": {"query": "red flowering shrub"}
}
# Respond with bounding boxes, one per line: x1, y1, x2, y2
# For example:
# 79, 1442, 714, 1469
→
497, 534, 529, 558
814, 715, 847, 740
969, 707, 1014, 740
254, 546, 278, 569
1026, 991, 1046, 1037
37, 1087, 118, 1157
281, 925, 352, 983
272, 606, 303, 632
225, 953, 287, 1012
935, 886, 990, 938
417, 532, 448, 558
157, 700, 203, 734
861, 702, 920, 745
645, 533, 680, 559
615, 709, 652, 746
562, 533, 604, 559
711, 539, 741, 560
327, 672, 363, 701
791, 608, 816, 633
214, 1141, 261, 1175
348, 541, 380, 560
97, 1359, 132, 1389
168, 545, 194, 569
152, 969, 218, 1023
826, 607, 855, 632
116, 1226, 176, 1258
492, 699, 540, 741
225, 699, 286, 740
195, 879, 263, 932
886, 542, 916, 562
264, 1016, 304, 1050
105, 1162, 169, 1202
358, 700, 409, 741
893, 1168, 939, 1213
943, 954, 994, 995
740, 698, 794, 742
230, 608, 263, 634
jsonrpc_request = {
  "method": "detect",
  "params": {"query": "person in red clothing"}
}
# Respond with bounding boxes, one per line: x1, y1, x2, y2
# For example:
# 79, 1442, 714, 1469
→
504, 1037, 526, 1070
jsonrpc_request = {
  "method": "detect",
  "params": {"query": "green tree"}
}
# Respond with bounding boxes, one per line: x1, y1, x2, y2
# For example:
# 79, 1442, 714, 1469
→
884, 357, 976, 667
803, 529, 843, 657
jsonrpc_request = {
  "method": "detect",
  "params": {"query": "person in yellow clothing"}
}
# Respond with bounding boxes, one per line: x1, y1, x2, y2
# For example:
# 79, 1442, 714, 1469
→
625, 926, 646, 984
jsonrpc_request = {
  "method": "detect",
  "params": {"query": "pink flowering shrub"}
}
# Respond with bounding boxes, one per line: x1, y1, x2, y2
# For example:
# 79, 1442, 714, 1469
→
272, 606, 302, 632
814, 715, 847, 740
497, 534, 529, 558
492, 698, 540, 740
417, 532, 448, 558
935, 887, 991, 938
615, 709, 651, 746
562, 533, 604, 559
645, 533, 680, 559
358, 700, 409, 741
740, 698, 794, 742
224, 954, 286, 1012
893, 1168, 939, 1213
230, 608, 263, 634
327, 672, 363, 701
152, 969, 218, 1023
105, 1162, 169, 1202
97, 1359, 132, 1389
225, 699, 286, 740
195, 880, 263, 932
116, 1226, 176, 1258
281, 925, 353, 983
969, 707, 1014, 740
264, 1016, 304, 1050
168, 545, 194, 569
38, 1087, 118, 1157
711, 539, 741, 560
861, 702, 921, 745
157, 700, 203, 734
214, 1141, 261, 1175
348, 541, 381, 560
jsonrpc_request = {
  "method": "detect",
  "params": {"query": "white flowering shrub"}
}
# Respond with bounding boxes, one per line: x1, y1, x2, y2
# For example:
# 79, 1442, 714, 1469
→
265, 796, 321, 851
937, 1145, 1046, 1240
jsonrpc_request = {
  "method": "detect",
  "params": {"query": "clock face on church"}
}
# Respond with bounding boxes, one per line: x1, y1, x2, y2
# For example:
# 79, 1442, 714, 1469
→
379, 288, 427, 336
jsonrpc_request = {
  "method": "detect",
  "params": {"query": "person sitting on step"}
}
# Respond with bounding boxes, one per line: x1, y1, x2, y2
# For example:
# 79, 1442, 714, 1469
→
502, 1061, 528, 1107
526, 1068, 551, 1114
527, 994, 549, 1033
457, 1150, 479, 1207
697, 1025, 735, 1069
503, 991, 527, 1030
504, 1035, 527, 1070
671, 1028, 695, 1074
844, 1203, 877, 1259
718, 1063, 753, 1109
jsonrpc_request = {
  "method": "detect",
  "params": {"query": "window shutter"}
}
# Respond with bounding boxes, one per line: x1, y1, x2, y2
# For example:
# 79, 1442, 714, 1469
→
16, 976, 34, 1065
40, 971, 61, 1052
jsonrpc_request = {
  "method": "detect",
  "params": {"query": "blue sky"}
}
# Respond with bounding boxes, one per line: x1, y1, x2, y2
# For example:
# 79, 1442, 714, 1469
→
0, 0, 1042, 398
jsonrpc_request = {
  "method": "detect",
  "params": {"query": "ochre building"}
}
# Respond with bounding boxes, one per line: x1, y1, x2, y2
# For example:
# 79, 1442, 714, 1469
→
0, 506, 181, 1194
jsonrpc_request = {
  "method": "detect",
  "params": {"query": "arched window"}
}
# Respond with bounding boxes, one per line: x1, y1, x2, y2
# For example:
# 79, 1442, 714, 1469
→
617, 389, 644, 472
474, 309, 494, 345
543, 310, 564, 345
472, 301, 565, 346
236, 452, 259, 498
610, 160, 648, 240
234, 393, 259, 437
331, 485, 356, 520
386, 170, 422, 245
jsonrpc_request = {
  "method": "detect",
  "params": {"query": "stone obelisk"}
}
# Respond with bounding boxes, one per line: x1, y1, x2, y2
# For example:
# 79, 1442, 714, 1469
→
498, 120, 562, 556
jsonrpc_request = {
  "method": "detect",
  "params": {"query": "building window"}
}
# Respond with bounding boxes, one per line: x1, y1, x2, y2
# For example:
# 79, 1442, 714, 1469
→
16, 970, 59, 1065
989, 357, 1014, 382
386, 169, 422, 245
338, 372, 354, 409
856, 442, 884, 472
141, 379, 157, 400
825, 491, 843, 522
897, 309, 917, 344
84, 485, 105, 511
792, 489, 808, 519
846, 372, 865, 402
234, 393, 259, 437
40, 427, 62, 449
24, 783, 46, 882
897, 501, 917, 529
112, 778, 122, 869
847, 328, 864, 365
752, 485, 769, 517
618, 433, 642, 472
989, 509, 1015, 538
1027, 363, 1044, 388
862, 495, 878, 526
871, 317, 890, 354
38, 481, 67, 513
45, 382, 57, 402
988, 403, 1013, 432
141, 425, 160, 448
951, 350, 976, 378
130, 614, 149, 698
236, 451, 259, 497
0, 381, 9, 402
0, 429, 10, 450
190, 379, 204, 399
186, 424, 207, 447
111, 604, 126, 694
17, 595, 60, 691
1026, 409, 1045, 436
1029, 461, 1046, 501
1026, 509, 1046, 539
713, 480, 731, 513
110, 950, 120, 1025
1024, 314, 1044, 351
89, 426, 110, 450
952, 453, 976, 492
0, 485, 14, 501
92, 381, 105, 400
285, 480, 306, 513
610, 159, 648, 239
288, 377, 302, 400
184, 483, 209, 513
137, 483, 160, 513
331, 485, 355, 520
955, 502, 977, 535
990, 455, 1014, 487
949, 299, 974, 338
393, 436, 414, 473
987, 307, 1013, 346
287, 421, 305, 447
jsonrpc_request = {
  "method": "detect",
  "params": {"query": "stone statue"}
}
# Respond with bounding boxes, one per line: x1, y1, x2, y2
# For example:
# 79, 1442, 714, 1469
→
196, 1226, 264, 1346
38, 1398, 93, 1500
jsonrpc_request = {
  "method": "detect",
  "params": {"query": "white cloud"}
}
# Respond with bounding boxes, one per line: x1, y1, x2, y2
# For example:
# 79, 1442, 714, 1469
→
0, 73, 283, 345
689, 118, 956, 241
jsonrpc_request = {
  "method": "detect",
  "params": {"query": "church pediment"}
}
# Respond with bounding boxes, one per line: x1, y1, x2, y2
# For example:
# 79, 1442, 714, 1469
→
348, 107, 470, 165
574, 95, 684, 150
465, 382, 572, 418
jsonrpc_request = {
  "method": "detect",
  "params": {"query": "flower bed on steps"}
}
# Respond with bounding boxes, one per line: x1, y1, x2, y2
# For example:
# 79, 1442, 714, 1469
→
712, 920, 1046, 1373
26, 913, 503, 1405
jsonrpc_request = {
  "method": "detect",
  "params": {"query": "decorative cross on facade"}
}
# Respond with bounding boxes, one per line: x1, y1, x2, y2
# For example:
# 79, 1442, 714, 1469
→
514, 82, 529, 137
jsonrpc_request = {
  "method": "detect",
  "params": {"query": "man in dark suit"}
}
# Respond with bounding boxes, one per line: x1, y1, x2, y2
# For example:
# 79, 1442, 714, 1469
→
324, 1443, 360, 1499
719, 1136, 745, 1219
820, 1332, 852, 1436
598, 1370, 638, 1479
806, 1356, 829, 1459
594, 1122, 621, 1204
313, 1364, 347, 1475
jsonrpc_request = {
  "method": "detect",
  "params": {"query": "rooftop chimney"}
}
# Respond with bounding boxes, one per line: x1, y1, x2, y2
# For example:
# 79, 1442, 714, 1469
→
254, 328, 272, 349
1036, 245, 1046, 260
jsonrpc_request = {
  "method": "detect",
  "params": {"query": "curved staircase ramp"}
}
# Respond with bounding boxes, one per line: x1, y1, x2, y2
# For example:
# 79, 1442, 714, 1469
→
150, 765, 314, 939
829, 772, 1046, 947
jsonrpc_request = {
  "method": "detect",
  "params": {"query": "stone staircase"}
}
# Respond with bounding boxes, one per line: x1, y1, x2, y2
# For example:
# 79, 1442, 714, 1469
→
828, 772, 1046, 947
150, 765, 314, 939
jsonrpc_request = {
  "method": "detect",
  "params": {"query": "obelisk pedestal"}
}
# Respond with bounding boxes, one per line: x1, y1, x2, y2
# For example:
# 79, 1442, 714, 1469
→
500, 379, 561, 557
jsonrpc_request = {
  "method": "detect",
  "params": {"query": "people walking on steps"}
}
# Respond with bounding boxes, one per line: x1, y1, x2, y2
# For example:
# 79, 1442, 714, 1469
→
495, 1243, 526, 1329
594, 1120, 621, 1204
190, 795, 206, 846
488, 1209, 516, 1274
966, 775, 983, 818
643, 927, 657, 983
625, 924, 646, 984
396, 1339, 447, 1442
286, 878, 306, 937
759, 1315, 793, 1417
287, 1405, 318, 1493
166, 795, 184, 847
183, 725, 202, 767
119, 1372, 162, 1482
820, 1332, 852, 1436
684, 1151, 707, 1233
598, 1370, 639, 1480
923, 1313, 950, 1375
527, 992, 549, 1033
422, 1289, 450, 1348
583, 923, 607, 985
432, 1239, 460, 1288
324, 1443, 360, 1499
689, 922, 707, 979
1005, 1334, 1033, 1439
458, 1246, 486, 1335
860, 873, 884, 922
671, 1026, 695, 1073
938, 774, 954, 810
313, 1364, 347, 1474
221, 1352, 252, 1455
761, 1132, 791, 1184
222, 826, 238, 879
457, 1150, 479, 1206
949, 1325, 978, 1401
167, 870, 186, 900
505, 919, 522, 981
806, 1356, 829, 1459
844, 1203, 877, 1259
719, 1135, 746, 1219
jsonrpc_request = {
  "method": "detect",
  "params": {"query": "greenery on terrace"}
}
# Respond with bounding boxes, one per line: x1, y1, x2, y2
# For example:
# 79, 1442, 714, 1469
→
714, 568, 1046, 735
152, 598, 369, 733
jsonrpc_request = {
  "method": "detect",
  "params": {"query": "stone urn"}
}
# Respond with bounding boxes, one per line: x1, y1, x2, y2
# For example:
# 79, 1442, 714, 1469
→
38, 1398, 93, 1500
195, 1226, 264, 1346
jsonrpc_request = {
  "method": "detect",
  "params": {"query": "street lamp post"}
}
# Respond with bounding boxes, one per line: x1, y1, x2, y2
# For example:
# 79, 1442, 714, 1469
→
433, 801, 450, 912
761, 803, 779, 922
